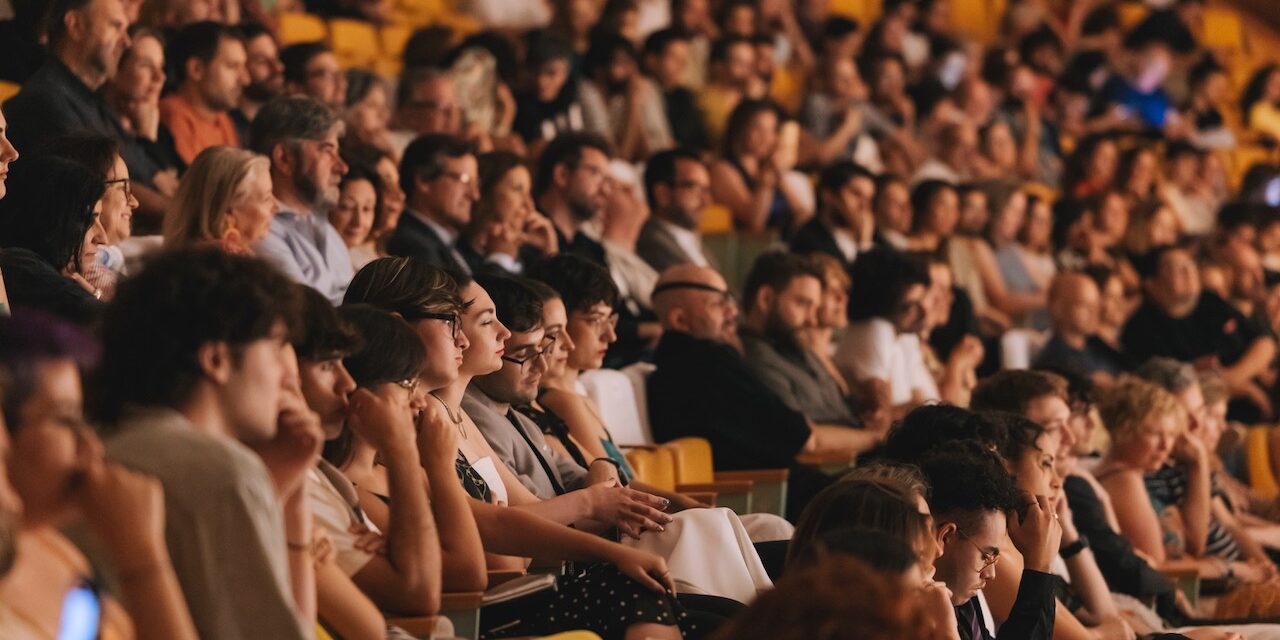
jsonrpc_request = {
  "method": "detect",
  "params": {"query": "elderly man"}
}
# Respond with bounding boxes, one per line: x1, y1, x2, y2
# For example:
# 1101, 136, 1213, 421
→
1033, 271, 1130, 385
647, 264, 878, 520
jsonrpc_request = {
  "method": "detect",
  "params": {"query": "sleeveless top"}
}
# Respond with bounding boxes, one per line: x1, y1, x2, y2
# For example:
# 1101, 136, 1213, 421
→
520, 400, 636, 483
1144, 464, 1242, 561
729, 157, 790, 232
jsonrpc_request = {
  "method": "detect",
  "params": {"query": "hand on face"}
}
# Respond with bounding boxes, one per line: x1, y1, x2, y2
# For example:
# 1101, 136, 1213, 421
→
1007, 494, 1062, 573
251, 388, 324, 499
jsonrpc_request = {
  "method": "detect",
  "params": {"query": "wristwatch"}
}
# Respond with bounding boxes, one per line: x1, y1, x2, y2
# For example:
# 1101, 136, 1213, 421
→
1061, 536, 1090, 559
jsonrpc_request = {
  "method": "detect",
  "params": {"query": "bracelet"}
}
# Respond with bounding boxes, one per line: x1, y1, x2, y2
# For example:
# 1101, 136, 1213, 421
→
1060, 536, 1089, 560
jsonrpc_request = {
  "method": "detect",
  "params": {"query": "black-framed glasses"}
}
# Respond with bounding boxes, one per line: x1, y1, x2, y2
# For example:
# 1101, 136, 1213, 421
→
956, 528, 1000, 573
104, 177, 132, 200
502, 334, 557, 367
403, 311, 459, 339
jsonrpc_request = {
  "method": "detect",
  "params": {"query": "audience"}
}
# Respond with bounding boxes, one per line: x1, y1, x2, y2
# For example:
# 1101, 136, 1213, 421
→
9, 0, 1280, 635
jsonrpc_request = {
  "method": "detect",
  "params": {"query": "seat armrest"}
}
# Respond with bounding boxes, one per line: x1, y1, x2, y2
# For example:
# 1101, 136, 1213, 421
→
682, 491, 717, 506
676, 480, 754, 494
486, 570, 526, 587
796, 451, 857, 466
440, 592, 485, 610
714, 469, 790, 483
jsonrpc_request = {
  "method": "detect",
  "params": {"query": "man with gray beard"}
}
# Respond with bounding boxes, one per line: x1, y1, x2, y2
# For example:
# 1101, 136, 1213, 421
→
251, 96, 353, 304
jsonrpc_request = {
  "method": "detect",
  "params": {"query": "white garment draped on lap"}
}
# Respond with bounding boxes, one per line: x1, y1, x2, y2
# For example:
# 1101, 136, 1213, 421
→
623, 507, 773, 604
738, 513, 795, 542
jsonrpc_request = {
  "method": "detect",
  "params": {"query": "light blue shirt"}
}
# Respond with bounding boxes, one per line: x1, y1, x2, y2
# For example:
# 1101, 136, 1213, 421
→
255, 205, 354, 304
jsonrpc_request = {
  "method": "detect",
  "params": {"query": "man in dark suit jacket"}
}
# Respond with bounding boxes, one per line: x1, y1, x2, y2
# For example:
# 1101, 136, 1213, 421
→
387, 133, 477, 274
788, 161, 876, 274
638, 148, 718, 272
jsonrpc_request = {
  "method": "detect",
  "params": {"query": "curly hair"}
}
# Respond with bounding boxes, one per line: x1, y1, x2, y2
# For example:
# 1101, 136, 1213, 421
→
848, 247, 930, 322
917, 442, 1023, 526
883, 404, 1006, 463
987, 411, 1048, 465
1097, 376, 1186, 445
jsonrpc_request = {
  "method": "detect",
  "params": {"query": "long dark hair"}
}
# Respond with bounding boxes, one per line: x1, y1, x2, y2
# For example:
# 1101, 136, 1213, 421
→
0, 155, 104, 273
323, 304, 426, 468
1241, 64, 1280, 127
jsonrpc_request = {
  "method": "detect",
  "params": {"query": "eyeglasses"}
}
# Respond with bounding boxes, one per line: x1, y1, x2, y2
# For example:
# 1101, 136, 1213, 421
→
576, 312, 620, 332
956, 528, 1000, 573
404, 310, 459, 339
502, 334, 557, 367
104, 177, 132, 200
395, 377, 421, 395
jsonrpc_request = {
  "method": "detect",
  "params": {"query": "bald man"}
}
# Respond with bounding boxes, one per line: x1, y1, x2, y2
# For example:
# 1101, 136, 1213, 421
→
1032, 272, 1130, 385
648, 265, 879, 520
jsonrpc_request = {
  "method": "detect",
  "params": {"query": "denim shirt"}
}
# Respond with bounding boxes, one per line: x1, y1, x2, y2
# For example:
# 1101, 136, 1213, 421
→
255, 206, 354, 304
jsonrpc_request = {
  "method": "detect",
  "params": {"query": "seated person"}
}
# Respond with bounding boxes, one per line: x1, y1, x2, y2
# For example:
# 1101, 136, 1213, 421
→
835, 247, 937, 426
327, 164, 384, 271
387, 133, 479, 274
343, 256, 721, 638
647, 264, 877, 520
789, 161, 877, 272
165, 146, 277, 254
738, 252, 868, 433
1121, 244, 1276, 422
1034, 272, 1130, 386
517, 270, 794, 546
97, 249, 315, 639
638, 148, 717, 273
249, 96, 354, 304
1134, 359, 1278, 575
1094, 376, 1267, 584
800, 254, 855, 396
291, 288, 446, 630
971, 370, 1185, 618
160, 22, 246, 165
0, 155, 106, 323
458, 150, 558, 275
0, 312, 197, 639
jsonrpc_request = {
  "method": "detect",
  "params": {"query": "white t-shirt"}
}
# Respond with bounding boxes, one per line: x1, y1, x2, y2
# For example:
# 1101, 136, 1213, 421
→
836, 318, 939, 406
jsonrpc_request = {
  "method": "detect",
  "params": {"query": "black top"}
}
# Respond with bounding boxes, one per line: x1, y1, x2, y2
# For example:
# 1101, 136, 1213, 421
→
517, 401, 592, 470
0, 248, 101, 325
664, 87, 710, 151
1120, 292, 1262, 368
1032, 335, 1130, 380
789, 217, 852, 273
1062, 474, 1181, 623
930, 286, 982, 362
954, 569, 1056, 640
455, 450, 493, 503
649, 331, 813, 470
3, 57, 162, 184
386, 213, 470, 273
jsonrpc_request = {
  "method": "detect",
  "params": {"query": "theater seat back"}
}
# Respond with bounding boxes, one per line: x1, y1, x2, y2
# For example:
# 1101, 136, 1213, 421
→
577, 364, 655, 446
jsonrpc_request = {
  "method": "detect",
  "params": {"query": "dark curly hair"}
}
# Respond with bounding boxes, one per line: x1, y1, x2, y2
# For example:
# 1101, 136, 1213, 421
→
986, 411, 1048, 465
917, 442, 1023, 527
882, 404, 1005, 463
525, 254, 620, 314
847, 247, 930, 322
93, 248, 302, 423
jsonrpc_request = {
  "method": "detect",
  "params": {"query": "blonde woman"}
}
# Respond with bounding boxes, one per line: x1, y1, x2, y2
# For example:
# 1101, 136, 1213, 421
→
164, 146, 277, 254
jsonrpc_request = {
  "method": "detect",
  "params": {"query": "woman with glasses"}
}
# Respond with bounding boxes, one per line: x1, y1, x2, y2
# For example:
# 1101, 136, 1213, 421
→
344, 257, 710, 639
0, 155, 107, 323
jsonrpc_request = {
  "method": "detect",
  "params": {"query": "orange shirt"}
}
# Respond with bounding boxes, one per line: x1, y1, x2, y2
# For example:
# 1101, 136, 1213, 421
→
159, 94, 240, 165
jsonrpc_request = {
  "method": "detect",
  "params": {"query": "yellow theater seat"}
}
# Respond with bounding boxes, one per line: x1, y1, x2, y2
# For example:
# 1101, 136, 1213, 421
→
277, 12, 328, 46
0, 81, 19, 106
1202, 7, 1246, 54
698, 204, 734, 234
329, 18, 380, 70
1247, 426, 1280, 499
